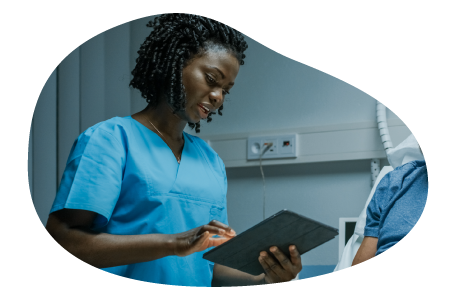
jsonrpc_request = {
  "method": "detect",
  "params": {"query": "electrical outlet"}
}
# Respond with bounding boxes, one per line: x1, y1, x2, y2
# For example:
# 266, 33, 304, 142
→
261, 138, 278, 158
248, 134, 297, 160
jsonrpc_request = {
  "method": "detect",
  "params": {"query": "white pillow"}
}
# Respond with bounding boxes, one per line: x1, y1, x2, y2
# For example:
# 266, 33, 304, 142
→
387, 134, 424, 169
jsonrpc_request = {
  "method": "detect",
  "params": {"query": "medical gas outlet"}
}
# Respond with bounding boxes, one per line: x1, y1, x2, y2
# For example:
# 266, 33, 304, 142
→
247, 134, 298, 160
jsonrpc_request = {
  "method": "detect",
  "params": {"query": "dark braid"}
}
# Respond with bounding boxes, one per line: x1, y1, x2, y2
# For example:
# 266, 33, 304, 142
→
130, 14, 248, 133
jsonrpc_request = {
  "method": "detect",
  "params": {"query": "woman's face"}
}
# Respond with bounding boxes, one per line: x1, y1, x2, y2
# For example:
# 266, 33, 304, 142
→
178, 49, 240, 123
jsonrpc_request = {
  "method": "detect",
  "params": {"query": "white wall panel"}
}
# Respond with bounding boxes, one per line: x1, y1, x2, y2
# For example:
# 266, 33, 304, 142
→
205, 119, 412, 168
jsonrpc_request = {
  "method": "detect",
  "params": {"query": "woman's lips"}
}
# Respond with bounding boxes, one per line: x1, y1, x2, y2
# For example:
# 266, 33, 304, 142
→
198, 103, 210, 113
197, 103, 210, 119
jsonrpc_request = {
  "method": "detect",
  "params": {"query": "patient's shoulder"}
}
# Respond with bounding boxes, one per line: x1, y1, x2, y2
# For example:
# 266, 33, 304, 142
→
388, 160, 426, 184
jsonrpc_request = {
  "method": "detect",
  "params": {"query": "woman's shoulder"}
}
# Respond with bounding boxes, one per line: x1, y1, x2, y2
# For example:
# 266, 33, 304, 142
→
80, 116, 134, 146
66, 117, 132, 163
85, 116, 131, 132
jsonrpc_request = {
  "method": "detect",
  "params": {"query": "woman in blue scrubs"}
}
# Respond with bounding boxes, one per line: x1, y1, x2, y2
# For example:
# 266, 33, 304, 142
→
46, 14, 302, 286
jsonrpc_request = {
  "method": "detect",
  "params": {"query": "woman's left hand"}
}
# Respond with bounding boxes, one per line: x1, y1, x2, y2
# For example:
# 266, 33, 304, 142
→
258, 245, 302, 284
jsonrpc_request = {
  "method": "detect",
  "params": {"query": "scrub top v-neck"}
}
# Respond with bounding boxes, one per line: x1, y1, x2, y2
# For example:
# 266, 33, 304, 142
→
142, 117, 183, 166
50, 116, 229, 286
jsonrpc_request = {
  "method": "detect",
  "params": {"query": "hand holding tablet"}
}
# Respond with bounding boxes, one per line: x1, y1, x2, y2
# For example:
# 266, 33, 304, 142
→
259, 245, 302, 283
203, 210, 339, 276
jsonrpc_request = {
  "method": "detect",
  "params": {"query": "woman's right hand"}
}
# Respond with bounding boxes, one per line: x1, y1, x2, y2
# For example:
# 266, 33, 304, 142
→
172, 220, 236, 257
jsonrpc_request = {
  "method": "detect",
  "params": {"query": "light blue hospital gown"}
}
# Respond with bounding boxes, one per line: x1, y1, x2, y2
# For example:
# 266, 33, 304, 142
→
50, 116, 229, 286
364, 160, 427, 256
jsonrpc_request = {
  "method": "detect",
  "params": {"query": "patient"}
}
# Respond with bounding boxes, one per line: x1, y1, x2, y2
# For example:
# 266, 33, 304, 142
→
352, 158, 428, 265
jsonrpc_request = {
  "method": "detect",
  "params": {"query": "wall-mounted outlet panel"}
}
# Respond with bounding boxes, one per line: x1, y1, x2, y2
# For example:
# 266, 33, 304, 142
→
247, 134, 298, 160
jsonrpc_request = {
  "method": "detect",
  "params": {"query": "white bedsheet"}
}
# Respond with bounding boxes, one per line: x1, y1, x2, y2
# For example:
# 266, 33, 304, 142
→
334, 166, 393, 271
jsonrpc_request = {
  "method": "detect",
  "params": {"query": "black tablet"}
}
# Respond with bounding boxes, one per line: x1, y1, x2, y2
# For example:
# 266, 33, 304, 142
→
203, 209, 339, 276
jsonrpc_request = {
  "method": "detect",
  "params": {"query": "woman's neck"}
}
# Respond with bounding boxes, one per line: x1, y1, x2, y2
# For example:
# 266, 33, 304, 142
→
133, 99, 187, 142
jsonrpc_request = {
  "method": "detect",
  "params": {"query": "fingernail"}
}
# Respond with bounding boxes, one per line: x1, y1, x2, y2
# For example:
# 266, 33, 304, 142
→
230, 229, 236, 235
260, 251, 267, 257
290, 245, 296, 250
219, 229, 225, 234
270, 246, 277, 252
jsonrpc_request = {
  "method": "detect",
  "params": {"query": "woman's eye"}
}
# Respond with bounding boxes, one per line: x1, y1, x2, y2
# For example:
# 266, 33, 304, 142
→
206, 74, 216, 84
206, 73, 229, 95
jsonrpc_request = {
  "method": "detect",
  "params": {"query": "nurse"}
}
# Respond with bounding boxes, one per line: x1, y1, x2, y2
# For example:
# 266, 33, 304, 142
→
46, 14, 302, 286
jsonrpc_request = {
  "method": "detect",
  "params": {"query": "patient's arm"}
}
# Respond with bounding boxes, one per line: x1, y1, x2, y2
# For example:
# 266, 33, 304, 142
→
352, 236, 378, 266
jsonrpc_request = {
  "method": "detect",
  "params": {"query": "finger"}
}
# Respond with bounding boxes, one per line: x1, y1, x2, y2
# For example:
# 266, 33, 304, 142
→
269, 246, 293, 270
207, 236, 231, 248
188, 231, 211, 251
208, 220, 236, 236
258, 251, 280, 282
193, 231, 210, 248
193, 231, 232, 252
289, 245, 302, 267
207, 220, 236, 237
198, 225, 230, 237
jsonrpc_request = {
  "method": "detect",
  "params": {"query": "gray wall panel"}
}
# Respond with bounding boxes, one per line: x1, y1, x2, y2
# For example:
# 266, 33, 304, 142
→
129, 15, 156, 114
58, 48, 80, 183
105, 23, 131, 118
196, 35, 401, 137
80, 33, 105, 132
226, 159, 375, 265
32, 70, 57, 226
28, 124, 33, 201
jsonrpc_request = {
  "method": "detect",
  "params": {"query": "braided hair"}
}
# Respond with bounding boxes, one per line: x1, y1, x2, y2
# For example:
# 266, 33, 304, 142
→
130, 14, 248, 133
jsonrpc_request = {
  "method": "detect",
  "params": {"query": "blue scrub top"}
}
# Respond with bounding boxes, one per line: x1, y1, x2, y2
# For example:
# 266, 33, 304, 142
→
50, 116, 229, 286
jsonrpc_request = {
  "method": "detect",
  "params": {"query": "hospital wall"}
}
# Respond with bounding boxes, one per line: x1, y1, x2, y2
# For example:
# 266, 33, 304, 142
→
30, 15, 412, 280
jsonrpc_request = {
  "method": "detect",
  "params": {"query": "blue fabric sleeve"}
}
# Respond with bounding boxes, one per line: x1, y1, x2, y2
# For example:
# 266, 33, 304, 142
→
359, 161, 429, 257
364, 173, 391, 238
50, 126, 126, 227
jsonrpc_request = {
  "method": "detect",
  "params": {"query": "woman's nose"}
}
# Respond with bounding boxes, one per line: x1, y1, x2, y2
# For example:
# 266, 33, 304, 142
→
209, 89, 224, 108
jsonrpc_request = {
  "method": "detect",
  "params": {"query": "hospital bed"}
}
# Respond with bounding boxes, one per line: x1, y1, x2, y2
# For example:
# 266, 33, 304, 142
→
334, 102, 424, 271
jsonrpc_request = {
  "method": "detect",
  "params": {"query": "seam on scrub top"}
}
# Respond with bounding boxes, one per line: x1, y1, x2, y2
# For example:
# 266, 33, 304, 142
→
97, 128, 125, 148
151, 192, 223, 207
143, 162, 153, 201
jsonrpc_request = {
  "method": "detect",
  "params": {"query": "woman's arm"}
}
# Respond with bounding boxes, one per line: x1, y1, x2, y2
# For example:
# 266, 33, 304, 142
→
46, 209, 235, 269
46, 209, 174, 268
